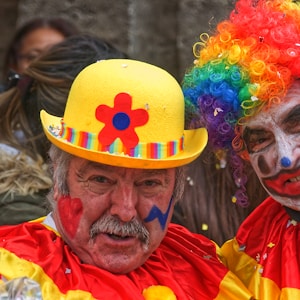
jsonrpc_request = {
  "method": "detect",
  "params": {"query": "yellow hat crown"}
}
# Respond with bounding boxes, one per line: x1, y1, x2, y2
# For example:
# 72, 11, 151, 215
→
41, 59, 207, 168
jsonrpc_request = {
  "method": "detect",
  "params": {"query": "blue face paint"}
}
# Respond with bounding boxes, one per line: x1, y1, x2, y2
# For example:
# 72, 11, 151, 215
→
281, 156, 291, 168
143, 197, 173, 230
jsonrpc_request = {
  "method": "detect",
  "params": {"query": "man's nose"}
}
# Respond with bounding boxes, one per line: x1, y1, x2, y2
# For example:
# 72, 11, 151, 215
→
109, 186, 138, 222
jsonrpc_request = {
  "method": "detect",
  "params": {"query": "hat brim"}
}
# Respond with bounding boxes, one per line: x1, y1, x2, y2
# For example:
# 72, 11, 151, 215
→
41, 110, 208, 169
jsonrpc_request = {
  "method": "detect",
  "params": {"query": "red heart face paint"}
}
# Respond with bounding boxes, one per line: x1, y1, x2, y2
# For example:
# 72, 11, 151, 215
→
57, 195, 83, 238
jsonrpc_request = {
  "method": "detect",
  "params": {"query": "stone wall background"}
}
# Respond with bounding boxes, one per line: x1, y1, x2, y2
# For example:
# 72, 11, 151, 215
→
0, 0, 235, 82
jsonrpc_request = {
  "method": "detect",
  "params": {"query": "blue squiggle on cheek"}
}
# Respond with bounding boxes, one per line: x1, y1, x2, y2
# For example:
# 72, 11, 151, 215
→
143, 197, 173, 230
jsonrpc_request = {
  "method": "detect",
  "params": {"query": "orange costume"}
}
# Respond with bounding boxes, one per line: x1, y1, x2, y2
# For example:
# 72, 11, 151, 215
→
0, 218, 252, 300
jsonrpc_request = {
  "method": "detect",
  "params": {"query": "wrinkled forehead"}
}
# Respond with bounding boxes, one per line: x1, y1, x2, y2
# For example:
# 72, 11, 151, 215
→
70, 156, 175, 177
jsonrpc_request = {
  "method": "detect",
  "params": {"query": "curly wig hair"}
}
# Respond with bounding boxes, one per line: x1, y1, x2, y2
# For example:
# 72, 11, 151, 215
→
182, 0, 300, 206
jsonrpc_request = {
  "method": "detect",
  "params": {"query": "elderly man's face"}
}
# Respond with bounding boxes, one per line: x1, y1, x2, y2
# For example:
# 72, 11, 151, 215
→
242, 81, 300, 211
52, 157, 176, 274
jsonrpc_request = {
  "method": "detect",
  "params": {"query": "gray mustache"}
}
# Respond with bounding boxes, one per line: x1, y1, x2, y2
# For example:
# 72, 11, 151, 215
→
90, 215, 150, 245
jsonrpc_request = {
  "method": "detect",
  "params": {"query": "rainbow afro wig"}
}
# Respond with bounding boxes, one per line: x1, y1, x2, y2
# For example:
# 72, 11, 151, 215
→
182, 0, 300, 206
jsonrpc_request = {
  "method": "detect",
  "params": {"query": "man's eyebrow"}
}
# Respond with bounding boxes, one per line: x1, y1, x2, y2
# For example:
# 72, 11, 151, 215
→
139, 169, 168, 176
78, 161, 108, 174
87, 161, 108, 169
139, 169, 171, 184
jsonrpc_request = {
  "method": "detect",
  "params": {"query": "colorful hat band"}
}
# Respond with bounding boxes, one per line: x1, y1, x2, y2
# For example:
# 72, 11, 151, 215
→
48, 121, 184, 159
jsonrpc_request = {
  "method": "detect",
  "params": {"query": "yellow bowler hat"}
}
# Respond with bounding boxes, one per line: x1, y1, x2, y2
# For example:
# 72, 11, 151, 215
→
41, 59, 207, 168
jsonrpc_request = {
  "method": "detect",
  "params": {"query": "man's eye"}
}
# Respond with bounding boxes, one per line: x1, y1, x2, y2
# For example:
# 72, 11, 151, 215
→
136, 180, 160, 188
90, 176, 109, 184
135, 179, 163, 197
83, 176, 115, 194
144, 180, 158, 187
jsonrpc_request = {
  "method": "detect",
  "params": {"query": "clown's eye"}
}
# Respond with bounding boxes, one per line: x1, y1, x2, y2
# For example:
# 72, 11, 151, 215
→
285, 105, 300, 133
244, 130, 274, 153
285, 118, 300, 133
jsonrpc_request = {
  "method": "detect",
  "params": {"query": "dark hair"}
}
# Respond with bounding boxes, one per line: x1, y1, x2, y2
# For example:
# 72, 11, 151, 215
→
3, 17, 79, 79
0, 34, 128, 161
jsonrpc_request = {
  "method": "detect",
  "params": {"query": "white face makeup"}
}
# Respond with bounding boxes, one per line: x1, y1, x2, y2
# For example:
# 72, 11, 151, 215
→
242, 81, 300, 210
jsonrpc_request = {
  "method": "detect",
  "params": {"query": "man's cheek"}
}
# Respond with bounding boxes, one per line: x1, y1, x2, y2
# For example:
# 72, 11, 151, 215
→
57, 195, 83, 238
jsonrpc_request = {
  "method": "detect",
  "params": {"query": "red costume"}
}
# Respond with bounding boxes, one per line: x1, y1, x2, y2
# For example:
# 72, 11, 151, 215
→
222, 197, 300, 299
0, 219, 252, 299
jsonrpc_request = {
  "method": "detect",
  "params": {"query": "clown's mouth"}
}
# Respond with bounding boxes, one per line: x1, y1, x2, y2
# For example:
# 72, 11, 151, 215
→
288, 176, 300, 183
263, 171, 300, 197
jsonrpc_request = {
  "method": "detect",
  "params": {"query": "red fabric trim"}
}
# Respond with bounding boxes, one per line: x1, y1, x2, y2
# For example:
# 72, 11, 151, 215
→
0, 222, 233, 299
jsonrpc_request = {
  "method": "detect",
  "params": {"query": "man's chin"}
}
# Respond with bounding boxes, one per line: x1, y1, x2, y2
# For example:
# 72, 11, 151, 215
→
92, 250, 152, 274
100, 260, 142, 274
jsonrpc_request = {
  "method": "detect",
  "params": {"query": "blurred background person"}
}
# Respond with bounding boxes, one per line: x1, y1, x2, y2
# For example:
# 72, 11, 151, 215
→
1, 17, 79, 90
0, 34, 128, 225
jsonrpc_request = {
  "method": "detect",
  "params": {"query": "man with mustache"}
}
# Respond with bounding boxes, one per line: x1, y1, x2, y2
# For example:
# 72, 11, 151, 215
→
0, 59, 253, 299
182, 0, 300, 298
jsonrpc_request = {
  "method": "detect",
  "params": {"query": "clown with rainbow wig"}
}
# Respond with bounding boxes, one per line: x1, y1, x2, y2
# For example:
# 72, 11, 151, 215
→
183, 0, 300, 298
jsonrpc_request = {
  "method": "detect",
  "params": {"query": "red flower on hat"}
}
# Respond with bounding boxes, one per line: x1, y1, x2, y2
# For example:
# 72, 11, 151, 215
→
95, 92, 149, 149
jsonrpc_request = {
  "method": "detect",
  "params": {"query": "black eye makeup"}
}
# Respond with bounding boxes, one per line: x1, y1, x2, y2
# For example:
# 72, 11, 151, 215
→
283, 104, 300, 133
242, 127, 274, 154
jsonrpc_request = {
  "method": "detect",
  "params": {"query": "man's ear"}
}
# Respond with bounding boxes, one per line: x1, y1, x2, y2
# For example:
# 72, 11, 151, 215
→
53, 183, 59, 202
52, 162, 60, 201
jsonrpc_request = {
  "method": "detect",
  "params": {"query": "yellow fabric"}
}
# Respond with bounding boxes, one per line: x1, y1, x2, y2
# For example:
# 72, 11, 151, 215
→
222, 239, 261, 288
142, 285, 177, 300
222, 238, 300, 299
0, 248, 94, 300
207, 240, 254, 300
216, 270, 255, 300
